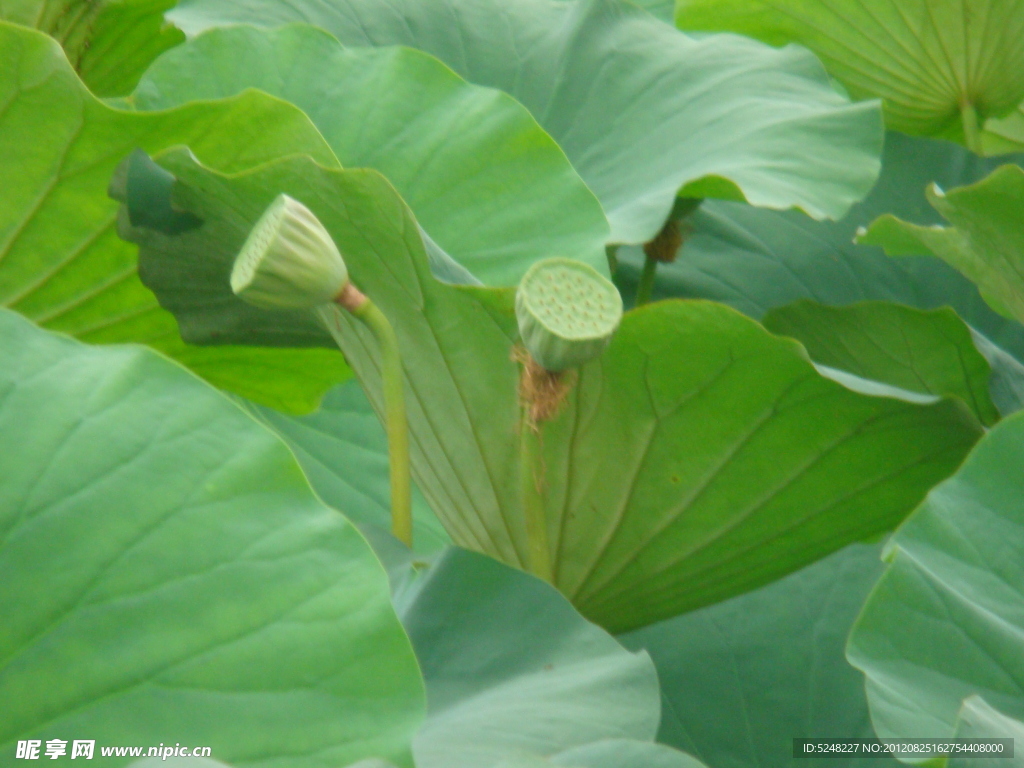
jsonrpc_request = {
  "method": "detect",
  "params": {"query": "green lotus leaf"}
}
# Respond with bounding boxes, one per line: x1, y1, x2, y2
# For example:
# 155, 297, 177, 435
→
168, 0, 883, 244
129, 23, 609, 285
950, 697, 1024, 768
611, 133, 1019, 325
968, 332, 1024, 418
763, 301, 999, 426
859, 164, 1024, 329
244, 380, 451, 558
495, 740, 710, 768
621, 542, 900, 768
984, 105, 1024, 154
630, 0, 674, 23
675, 0, 1024, 152
122, 149, 984, 631
0, 308, 424, 766
847, 410, 1024, 743
614, 133, 1024, 417
0, 22, 349, 413
550, 740, 710, 768
127, 761, 402, 768
1, 0, 183, 96
397, 548, 660, 768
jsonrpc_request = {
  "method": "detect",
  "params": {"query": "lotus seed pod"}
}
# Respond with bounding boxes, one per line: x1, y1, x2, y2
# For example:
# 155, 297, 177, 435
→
515, 257, 623, 372
230, 194, 348, 310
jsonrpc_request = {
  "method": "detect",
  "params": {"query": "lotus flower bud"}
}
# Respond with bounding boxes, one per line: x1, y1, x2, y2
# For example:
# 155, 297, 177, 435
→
515, 257, 622, 372
230, 194, 348, 310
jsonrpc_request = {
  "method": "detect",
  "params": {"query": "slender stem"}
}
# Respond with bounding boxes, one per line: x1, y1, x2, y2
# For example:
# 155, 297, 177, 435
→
961, 101, 983, 155
605, 244, 620, 275
520, 410, 553, 582
635, 253, 658, 306
342, 290, 412, 548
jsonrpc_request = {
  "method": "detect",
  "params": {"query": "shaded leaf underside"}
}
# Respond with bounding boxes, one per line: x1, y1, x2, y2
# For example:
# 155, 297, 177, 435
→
859, 163, 1024, 328
0, 22, 348, 412
763, 300, 999, 425
127, 149, 983, 632
0, 0, 184, 96
675, 0, 1024, 149
130, 23, 610, 286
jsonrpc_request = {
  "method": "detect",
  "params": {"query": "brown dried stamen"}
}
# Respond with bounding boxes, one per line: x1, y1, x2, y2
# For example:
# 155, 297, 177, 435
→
513, 344, 574, 426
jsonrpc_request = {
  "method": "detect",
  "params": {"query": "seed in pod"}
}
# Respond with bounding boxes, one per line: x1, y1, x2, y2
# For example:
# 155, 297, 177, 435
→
515, 257, 623, 372
231, 193, 349, 310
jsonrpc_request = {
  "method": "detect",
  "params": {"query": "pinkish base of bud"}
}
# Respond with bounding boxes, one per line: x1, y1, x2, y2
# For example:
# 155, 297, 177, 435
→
334, 282, 368, 312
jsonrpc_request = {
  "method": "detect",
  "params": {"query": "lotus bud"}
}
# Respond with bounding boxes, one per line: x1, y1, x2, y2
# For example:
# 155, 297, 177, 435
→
230, 194, 348, 310
515, 257, 622, 372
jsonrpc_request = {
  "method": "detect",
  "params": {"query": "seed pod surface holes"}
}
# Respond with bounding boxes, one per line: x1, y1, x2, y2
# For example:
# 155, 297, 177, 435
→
515, 257, 622, 372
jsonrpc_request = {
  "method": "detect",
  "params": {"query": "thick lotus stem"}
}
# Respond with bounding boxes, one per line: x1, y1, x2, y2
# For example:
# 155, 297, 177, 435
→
230, 194, 413, 547
514, 257, 623, 582
520, 402, 553, 583
513, 346, 575, 582
336, 284, 413, 548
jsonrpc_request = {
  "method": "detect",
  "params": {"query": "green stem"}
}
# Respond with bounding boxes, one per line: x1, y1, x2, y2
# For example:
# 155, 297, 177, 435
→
961, 101, 983, 155
520, 411, 553, 582
635, 253, 658, 306
350, 300, 413, 548
605, 244, 619, 275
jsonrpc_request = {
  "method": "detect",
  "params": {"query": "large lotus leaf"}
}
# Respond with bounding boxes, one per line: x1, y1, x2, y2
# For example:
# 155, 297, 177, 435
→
985, 105, 1024, 155
950, 697, 1024, 768
244, 380, 450, 557
0, 308, 424, 767
615, 200, 1024, 369
127, 761, 397, 768
129, 24, 609, 286
763, 301, 999, 426
675, 0, 1024, 151
630, 0, 674, 23
0, 22, 350, 414
497, 740, 709, 768
969, 332, 1024, 418
549, 741, 707, 768
615, 134, 1024, 345
847, 410, 1024, 743
395, 548, 659, 768
614, 134, 1024, 415
621, 542, 900, 768
1, 0, 183, 96
123, 150, 985, 632
859, 164, 1024, 328
168, 0, 883, 245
